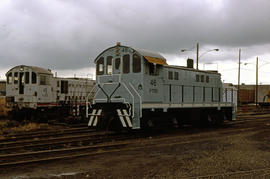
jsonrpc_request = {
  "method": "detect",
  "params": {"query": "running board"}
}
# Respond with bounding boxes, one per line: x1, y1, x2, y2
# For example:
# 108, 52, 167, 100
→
117, 109, 132, 128
88, 109, 102, 127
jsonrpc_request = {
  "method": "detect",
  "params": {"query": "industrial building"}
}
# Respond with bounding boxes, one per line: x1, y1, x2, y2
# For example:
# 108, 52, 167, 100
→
237, 84, 270, 104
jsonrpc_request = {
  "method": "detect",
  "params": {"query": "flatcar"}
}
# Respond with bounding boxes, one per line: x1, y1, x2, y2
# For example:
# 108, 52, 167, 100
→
6, 65, 95, 121
86, 43, 237, 130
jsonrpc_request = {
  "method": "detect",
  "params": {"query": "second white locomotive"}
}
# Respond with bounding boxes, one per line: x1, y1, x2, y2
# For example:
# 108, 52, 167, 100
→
6, 65, 95, 121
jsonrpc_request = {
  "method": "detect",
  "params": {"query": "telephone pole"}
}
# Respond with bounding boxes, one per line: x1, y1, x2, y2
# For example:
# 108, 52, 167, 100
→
256, 57, 258, 107
196, 42, 199, 70
237, 49, 241, 105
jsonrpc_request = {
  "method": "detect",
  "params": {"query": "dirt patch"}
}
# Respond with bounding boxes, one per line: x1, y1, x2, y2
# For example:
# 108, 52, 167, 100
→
248, 129, 270, 152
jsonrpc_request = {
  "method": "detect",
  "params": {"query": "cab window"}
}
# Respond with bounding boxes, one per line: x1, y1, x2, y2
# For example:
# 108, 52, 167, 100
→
25, 72, 29, 84
32, 72, 37, 84
14, 72, 18, 84
123, 54, 130, 74
106, 56, 113, 75
115, 58, 120, 70
148, 63, 159, 76
96, 57, 104, 75
40, 75, 49, 85
7, 72, 12, 84
133, 54, 141, 73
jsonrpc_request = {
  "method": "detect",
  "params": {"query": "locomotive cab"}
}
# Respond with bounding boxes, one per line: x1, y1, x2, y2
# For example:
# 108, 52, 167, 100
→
6, 65, 53, 110
88, 43, 168, 130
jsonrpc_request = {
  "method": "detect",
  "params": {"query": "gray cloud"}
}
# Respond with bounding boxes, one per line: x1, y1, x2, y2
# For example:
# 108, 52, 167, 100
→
0, 0, 270, 71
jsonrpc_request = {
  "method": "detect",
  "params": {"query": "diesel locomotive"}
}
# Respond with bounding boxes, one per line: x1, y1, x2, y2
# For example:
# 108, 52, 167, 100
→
6, 65, 95, 121
86, 43, 237, 130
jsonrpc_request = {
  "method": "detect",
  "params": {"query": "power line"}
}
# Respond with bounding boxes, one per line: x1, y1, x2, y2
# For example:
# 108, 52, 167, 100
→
219, 67, 238, 71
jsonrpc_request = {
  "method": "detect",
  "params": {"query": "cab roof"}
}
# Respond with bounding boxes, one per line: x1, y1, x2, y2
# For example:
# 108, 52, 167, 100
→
6, 65, 52, 76
94, 44, 168, 65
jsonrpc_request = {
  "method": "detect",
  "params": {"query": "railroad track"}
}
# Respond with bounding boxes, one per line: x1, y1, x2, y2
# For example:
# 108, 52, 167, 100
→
0, 129, 254, 168
0, 131, 115, 153
1, 124, 262, 168
2, 110, 267, 143
0, 139, 133, 167
0, 126, 95, 143
1, 113, 270, 169
0, 120, 267, 168
237, 110, 270, 117
235, 116, 270, 123
0, 130, 151, 168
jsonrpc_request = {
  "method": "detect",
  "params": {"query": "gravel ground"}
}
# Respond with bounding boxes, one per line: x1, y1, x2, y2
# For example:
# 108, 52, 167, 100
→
1, 113, 270, 178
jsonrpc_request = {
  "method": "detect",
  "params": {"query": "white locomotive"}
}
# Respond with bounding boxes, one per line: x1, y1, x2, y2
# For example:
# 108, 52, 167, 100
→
87, 43, 237, 130
6, 65, 95, 121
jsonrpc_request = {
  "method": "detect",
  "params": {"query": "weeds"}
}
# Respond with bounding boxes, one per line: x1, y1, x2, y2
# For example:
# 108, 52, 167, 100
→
0, 97, 9, 118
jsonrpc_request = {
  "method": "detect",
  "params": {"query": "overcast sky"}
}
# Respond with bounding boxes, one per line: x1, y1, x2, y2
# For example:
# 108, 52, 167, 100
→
1, 0, 270, 84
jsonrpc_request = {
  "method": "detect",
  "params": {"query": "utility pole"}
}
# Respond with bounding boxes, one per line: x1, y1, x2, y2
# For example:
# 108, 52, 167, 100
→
196, 42, 199, 70
256, 57, 258, 107
238, 49, 241, 105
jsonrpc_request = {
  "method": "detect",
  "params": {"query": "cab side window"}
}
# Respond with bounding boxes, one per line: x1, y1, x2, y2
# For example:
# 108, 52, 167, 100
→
115, 58, 120, 70
123, 54, 130, 74
7, 72, 12, 84
133, 54, 141, 73
25, 72, 29, 84
14, 72, 18, 84
106, 56, 112, 75
40, 75, 50, 85
96, 57, 104, 75
32, 72, 37, 84
148, 63, 159, 76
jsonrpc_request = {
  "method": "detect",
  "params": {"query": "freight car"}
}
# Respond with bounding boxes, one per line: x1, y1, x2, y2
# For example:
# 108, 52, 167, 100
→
6, 65, 95, 121
86, 43, 237, 130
